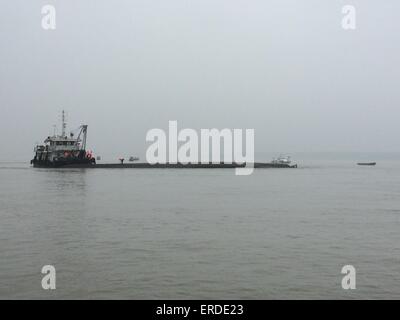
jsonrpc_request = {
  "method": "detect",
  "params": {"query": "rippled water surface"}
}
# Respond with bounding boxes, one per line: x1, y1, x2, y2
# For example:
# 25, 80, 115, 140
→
1, 158, 399, 299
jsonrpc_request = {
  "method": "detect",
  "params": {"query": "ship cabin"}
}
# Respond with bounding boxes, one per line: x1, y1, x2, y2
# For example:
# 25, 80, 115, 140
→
34, 134, 84, 163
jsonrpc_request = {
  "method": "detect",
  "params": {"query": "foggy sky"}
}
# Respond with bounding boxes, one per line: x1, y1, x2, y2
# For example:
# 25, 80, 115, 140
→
1, 0, 399, 161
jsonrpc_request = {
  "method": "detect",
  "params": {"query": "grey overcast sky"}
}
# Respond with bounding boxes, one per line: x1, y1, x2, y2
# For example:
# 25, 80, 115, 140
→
0, 0, 399, 160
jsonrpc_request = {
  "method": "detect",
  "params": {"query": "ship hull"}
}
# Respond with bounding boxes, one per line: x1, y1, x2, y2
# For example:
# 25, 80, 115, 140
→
31, 162, 297, 169
254, 162, 297, 168
357, 162, 376, 166
31, 158, 95, 168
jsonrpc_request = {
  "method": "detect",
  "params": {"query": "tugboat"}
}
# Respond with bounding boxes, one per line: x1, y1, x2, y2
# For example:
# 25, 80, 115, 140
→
31, 111, 96, 168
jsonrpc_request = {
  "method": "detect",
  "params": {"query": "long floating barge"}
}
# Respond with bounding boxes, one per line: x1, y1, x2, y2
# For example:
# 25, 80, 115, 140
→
34, 162, 297, 169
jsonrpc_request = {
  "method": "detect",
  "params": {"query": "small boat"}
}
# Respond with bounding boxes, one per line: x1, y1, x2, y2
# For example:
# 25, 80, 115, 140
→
255, 155, 297, 168
357, 162, 376, 166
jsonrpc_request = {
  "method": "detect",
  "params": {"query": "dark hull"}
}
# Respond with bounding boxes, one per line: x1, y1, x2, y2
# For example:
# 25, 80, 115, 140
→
31, 162, 297, 169
357, 162, 376, 166
31, 158, 95, 168
254, 162, 297, 168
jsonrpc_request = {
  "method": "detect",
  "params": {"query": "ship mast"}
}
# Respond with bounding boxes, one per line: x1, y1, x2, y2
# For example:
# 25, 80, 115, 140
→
61, 110, 66, 137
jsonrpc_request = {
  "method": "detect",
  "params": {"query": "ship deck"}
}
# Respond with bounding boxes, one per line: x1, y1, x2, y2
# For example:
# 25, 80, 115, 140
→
35, 162, 297, 169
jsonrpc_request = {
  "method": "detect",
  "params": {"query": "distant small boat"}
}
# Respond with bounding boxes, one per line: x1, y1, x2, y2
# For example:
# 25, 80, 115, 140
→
357, 162, 376, 166
256, 155, 297, 168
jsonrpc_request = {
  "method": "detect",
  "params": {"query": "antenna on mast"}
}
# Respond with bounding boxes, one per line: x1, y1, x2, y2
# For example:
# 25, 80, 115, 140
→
61, 110, 66, 137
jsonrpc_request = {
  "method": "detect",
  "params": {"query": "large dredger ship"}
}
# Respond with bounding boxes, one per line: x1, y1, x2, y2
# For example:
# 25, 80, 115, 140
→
31, 112, 297, 169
